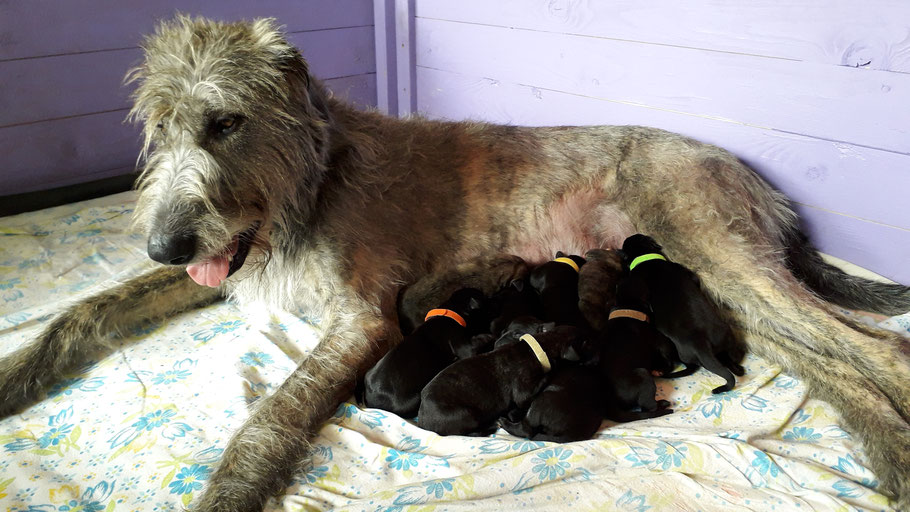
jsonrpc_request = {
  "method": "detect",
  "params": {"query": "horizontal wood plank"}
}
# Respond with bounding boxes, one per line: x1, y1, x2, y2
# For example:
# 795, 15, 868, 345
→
0, 110, 141, 194
415, 18, 910, 155
417, 0, 910, 73
0, 0, 374, 61
1, 26, 376, 128
324, 73, 377, 110
797, 205, 910, 285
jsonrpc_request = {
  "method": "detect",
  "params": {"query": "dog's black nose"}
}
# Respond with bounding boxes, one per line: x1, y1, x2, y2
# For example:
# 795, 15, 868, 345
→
147, 232, 197, 265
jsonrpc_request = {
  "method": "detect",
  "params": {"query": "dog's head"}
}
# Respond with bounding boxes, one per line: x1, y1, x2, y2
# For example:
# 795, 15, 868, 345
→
126, 16, 330, 287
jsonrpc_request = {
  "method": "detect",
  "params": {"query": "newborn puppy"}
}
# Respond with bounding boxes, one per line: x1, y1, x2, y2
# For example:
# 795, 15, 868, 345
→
599, 273, 677, 422
363, 288, 488, 417
397, 254, 528, 335
529, 252, 588, 327
621, 234, 746, 394
578, 248, 624, 332
498, 365, 604, 442
418, 325, 592, 436
488, 277, 542, 336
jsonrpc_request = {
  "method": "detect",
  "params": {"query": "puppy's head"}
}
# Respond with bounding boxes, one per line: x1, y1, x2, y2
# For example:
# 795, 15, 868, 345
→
529, 252, 586, 292
547, 325, 598, 363
619, 234, 664, 263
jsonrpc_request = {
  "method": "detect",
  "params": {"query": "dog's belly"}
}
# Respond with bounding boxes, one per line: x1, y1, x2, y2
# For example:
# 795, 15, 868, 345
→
504, 189, 636, 265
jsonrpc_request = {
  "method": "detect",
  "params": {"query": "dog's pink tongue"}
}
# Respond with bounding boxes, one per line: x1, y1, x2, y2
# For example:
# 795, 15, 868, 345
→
186, 256, 230, 287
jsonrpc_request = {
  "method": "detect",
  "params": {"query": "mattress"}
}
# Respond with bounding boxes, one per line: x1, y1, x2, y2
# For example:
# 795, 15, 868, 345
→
1, 191, 906, 511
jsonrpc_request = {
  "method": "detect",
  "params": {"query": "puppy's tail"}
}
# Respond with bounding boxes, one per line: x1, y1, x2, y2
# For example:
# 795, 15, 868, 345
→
783, 227, 910, 316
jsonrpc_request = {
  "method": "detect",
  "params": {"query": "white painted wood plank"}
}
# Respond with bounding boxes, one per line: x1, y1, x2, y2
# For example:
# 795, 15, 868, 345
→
418, 0, 910, 73
415, 17, 910, 154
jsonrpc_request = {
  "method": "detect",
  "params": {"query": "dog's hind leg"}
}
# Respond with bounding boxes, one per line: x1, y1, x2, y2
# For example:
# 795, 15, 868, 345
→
0, 266, 219, 417
666, 245, 910, 504
694, 252, 910, 423
193, 308, 401, 512
737, 325, 910, 507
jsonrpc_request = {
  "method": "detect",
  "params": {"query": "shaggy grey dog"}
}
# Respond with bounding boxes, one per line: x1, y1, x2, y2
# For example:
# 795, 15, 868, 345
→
0, 16, 908, 511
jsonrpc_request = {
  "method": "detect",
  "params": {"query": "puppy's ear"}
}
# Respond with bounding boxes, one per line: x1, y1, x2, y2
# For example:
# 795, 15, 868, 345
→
555, 251, 566, 258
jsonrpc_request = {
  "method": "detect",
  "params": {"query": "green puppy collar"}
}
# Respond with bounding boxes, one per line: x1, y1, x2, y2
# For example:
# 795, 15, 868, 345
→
629, 253, 666, 271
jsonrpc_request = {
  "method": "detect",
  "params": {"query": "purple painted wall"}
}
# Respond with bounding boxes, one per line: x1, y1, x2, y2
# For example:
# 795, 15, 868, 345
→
408, 0, 910, 283
0, 0, 377, 195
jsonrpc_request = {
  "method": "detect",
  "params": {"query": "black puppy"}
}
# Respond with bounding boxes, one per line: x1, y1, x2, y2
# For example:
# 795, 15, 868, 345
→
418, 325, 594, 436
397, 255, 528, 335
362, 288, 489, 417
621, 234, 746, 393
529, 252, 588, 327
498, 365, 605, 442
598, 273, 678, 422
488, 277, 542, 336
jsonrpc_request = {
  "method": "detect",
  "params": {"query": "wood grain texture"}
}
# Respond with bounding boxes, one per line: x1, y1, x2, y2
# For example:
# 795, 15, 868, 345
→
415, 17, 910, 155
416, 66, 910, 281
0, 0, 374, 61
417, 0, 910, 73
1, 26, 376, 128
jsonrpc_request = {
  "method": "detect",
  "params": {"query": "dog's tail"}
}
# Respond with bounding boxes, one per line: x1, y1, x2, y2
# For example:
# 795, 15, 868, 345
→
783, 227, 910, 316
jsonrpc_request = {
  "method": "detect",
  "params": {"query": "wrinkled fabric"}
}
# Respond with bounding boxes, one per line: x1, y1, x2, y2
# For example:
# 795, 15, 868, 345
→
0, 192, 903, 511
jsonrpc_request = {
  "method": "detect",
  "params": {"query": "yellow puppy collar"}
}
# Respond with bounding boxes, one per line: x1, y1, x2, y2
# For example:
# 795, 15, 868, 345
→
629, 253, 666, 271
520, 334, 552, 372
553, 257, 580, 273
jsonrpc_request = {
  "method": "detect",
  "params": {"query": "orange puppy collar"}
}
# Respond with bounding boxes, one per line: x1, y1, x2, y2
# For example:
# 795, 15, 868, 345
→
608, 309, 650, 323
424, 308, 467, 327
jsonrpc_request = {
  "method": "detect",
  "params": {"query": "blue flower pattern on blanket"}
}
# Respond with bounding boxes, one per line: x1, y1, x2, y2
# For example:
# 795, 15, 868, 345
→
1, 193, 907, 511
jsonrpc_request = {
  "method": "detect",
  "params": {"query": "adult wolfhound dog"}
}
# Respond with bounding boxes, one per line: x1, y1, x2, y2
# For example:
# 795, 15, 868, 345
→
1, 16, 909, 511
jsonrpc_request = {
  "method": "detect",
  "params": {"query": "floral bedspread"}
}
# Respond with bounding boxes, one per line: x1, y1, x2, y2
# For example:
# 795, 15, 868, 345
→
1, 192, 907, 511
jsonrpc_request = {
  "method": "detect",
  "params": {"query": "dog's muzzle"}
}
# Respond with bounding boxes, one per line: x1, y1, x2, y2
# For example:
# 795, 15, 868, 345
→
184, 222, 261, 288
148, 231, 197, 265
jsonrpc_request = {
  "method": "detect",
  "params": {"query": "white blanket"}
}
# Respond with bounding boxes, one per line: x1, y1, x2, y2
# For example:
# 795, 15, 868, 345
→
1, 192, 905, 511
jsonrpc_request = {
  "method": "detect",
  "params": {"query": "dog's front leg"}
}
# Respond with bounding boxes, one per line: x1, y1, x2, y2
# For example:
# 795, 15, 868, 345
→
0, 266, 219, 417
193, 311, 400, 512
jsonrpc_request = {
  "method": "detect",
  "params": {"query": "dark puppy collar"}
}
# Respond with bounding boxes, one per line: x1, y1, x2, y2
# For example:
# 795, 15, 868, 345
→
608, 309, 650, 323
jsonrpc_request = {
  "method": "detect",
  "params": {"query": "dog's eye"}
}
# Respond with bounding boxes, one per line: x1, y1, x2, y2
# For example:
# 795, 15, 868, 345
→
213, 115, 242, 136
155, 121, 166, 134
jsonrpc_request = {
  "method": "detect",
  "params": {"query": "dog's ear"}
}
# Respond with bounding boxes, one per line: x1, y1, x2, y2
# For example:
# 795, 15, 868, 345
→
555, 251, 566, 258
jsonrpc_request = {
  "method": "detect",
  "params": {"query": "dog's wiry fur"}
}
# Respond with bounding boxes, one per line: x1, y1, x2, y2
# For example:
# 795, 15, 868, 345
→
0, 16, 908, 511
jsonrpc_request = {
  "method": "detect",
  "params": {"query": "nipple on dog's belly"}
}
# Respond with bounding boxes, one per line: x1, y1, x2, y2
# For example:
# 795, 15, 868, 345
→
506, 189, 636, 265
